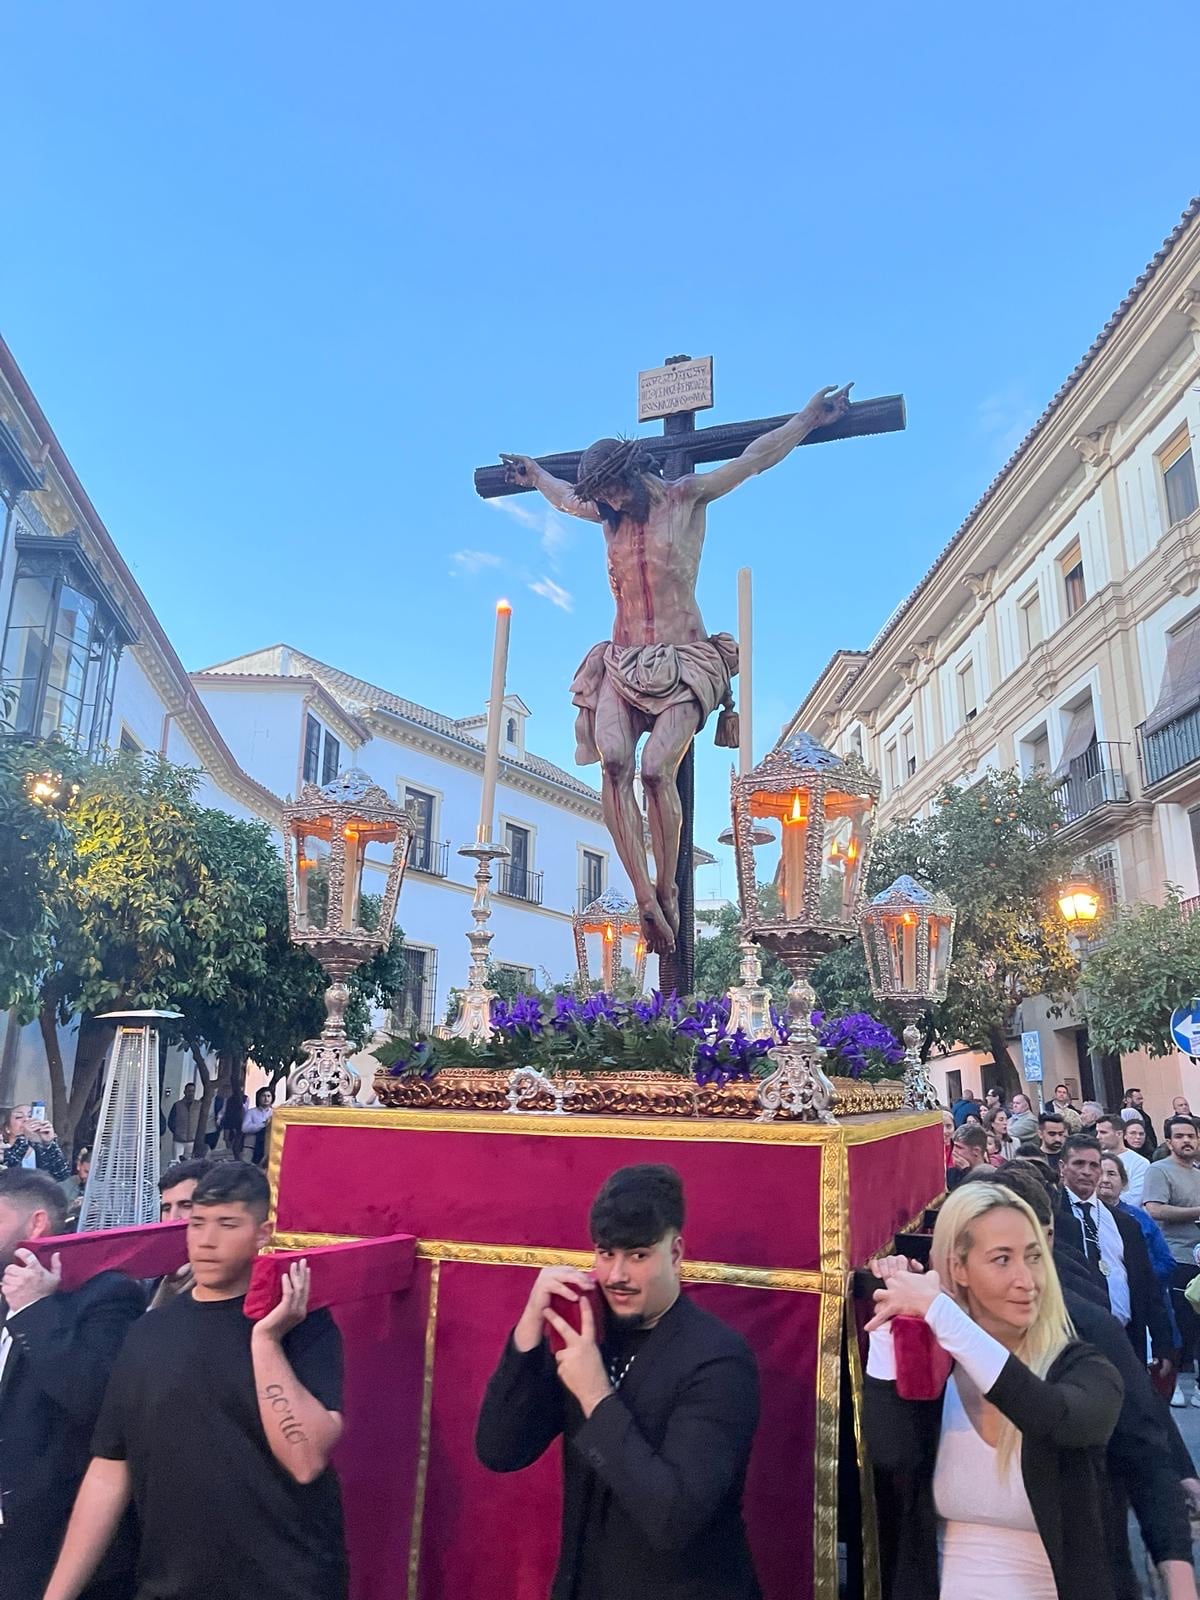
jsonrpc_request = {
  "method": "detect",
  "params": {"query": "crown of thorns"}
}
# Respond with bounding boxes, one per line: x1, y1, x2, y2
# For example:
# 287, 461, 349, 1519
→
572, 437, 661, 502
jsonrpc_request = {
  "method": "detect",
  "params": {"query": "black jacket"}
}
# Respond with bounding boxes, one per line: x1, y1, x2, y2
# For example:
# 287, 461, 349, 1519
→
0, 1270, 145, 1599
1061, 1289, 1193, 1596
475, 1294, 761, 1600
1057, 1190, 1175, 1360
865, 1338, 1123, 1600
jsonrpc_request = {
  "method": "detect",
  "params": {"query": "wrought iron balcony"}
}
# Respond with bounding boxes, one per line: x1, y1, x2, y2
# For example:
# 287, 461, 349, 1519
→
498, 864, 544, 905
1054, 742, 1130, 825
1138, 704, 1200, 789
578, 883, 607, 911
408, 837, 450, 877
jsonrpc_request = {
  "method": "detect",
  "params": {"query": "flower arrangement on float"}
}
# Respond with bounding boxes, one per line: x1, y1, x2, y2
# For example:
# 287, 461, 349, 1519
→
372, 991, 904, 1089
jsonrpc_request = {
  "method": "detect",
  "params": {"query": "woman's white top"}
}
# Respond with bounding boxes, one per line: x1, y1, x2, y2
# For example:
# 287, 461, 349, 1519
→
868, 1294, 1056, 1600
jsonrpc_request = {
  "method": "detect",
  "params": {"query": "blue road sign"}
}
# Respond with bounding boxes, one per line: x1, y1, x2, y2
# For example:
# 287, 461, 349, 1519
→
1170, 998, 1200, 1059
1021, 1030, 1044, 1082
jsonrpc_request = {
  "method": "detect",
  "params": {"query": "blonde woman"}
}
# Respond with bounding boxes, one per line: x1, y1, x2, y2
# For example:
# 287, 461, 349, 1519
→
863, 1183, 1123, 1600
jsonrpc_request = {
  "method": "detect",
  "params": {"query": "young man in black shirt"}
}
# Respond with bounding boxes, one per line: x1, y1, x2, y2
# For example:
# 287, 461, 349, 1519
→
44, 1163, 347, 1600
476, 1163, 761, 1600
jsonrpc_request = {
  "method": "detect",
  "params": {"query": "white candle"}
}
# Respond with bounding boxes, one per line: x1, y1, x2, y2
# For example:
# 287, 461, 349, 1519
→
478, 599, 512, 844
737, 567, 753, 777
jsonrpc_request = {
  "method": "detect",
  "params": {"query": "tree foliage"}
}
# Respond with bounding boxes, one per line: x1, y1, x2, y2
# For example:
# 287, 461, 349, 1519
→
0, 736, 89, 1019
862, 768, 1079, 1069
693, 897, 792, 1000
1081, 890, 1200, 1058
3, 742, 405, 1146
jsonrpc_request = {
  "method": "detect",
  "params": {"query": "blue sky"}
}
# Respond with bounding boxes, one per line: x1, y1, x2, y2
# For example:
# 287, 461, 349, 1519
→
2, 3, 1198, 901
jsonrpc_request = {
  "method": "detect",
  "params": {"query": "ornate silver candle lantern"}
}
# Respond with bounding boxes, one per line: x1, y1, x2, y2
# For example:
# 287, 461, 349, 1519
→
731, 733, 879, 1121
283, 770, 413, 1104
861, 874, 956, 1110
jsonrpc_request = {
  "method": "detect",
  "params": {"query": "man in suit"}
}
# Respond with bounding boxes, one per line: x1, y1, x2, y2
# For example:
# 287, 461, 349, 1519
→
0, 1169, 144, 1600
476, 1164, 761, 1600
1057, 1134, 1175, 1374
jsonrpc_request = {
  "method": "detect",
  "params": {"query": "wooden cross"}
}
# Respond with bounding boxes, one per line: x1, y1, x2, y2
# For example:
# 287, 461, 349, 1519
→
474, 359, 906, 996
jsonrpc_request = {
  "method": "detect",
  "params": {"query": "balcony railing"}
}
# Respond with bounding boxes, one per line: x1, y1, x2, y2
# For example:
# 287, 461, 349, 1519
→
499, 864, 544, 905
408, 837, 450, 877
578, 883, 606, 911
1054, 741, 1130, 825
1138, 704, 1200, 788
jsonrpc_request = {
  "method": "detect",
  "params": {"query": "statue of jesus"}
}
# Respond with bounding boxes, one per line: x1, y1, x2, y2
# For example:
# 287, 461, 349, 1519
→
502, 383, 852, 957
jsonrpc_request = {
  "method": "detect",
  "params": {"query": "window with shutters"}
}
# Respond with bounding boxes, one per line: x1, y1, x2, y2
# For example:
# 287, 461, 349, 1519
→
901, 724, 916, 778
1019, 586, 1043, 655
884, 741, 899, 794
302, 714, 322, 783
1161, 429, 1199, 529
393, 945, 438, 1033
581, 848, 605, 906
404, 787, 437, 871
957, 658, 978, 723
1060, 541, 1087, 618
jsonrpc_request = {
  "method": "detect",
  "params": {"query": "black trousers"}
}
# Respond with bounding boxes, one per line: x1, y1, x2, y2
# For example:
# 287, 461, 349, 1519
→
1169, 1261, 1200, 1372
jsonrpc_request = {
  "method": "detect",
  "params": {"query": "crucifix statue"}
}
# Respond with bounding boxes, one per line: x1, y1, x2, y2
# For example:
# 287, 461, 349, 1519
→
475, 360, 905, 993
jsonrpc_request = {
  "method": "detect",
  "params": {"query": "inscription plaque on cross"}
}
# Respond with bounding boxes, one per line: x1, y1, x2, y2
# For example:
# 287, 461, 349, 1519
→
475, 358, 905, 996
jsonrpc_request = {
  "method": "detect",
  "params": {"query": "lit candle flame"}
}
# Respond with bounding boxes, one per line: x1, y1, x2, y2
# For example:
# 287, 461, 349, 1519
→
785, 791, 807, 826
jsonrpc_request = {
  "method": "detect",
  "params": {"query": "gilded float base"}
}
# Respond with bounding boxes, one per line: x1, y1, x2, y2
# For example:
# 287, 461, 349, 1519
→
374, 1065, 903, 1118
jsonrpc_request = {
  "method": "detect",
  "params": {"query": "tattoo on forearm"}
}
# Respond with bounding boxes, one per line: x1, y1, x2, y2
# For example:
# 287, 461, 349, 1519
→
263, 1382, 309, 1444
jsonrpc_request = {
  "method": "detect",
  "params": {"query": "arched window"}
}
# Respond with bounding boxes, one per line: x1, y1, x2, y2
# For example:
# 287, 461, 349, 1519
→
506, 716, 518, 744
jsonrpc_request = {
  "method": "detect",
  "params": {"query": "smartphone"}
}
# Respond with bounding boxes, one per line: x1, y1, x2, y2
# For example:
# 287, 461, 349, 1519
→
29, 1101, 46, 1122
547, 1285, 601, 1351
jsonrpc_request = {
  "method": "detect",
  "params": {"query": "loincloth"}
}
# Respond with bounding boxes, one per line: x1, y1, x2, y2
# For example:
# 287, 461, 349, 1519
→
570, 633, 739, 763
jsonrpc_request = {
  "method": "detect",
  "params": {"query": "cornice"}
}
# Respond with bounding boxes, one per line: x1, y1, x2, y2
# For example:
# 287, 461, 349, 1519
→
359, 710, 604, 822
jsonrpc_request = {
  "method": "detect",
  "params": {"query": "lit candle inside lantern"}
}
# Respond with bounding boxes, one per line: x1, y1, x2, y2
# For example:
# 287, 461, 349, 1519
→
478, 599, 513, 844
737, 567, 753, 778
782, 791, 808, 919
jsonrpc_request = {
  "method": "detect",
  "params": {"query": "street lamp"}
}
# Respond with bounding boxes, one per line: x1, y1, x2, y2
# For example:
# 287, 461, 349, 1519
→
861, 875, 956, 1110
573, 889, 647, 992
283, 769, 414, 1104
1057, 880, 1101, 926
731, 732, 879, 1121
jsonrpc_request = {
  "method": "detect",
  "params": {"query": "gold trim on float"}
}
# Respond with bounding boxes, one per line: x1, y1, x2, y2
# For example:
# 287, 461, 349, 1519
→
271, 1103, 940, 1147
266, 1117, 287, 1232
812, 1137, 851, 1598
408, 1259, 440, 1600
812, 1289, 844, 1600
271, 1230, 831, 1295
845, 1296, 881, 1600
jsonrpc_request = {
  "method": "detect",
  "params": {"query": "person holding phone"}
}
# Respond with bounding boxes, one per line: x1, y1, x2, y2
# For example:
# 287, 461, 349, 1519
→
863, 1181, 1123, 1599
0, 1102, 71, 1182
475, 1163, 762, 1599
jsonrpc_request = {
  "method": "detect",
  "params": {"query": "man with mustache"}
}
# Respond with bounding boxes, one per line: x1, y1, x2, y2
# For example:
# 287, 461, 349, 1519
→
476, 1163, 761, 1599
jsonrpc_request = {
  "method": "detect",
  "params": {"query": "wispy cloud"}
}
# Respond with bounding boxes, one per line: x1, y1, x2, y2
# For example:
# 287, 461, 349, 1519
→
487, 495, 575, 569
450, 548, 503, 576
975, 385, 1038, 463
529, 576, 574, 612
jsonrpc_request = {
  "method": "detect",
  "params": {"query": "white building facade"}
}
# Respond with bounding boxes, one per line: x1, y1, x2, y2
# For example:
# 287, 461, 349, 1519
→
0, 324, 638, 1118
194, 646, 633, 1030
784, 199, 1200, 1130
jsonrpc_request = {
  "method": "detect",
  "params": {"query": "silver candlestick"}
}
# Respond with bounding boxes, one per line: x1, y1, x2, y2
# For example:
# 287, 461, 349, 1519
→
756, 964, 838, 1124
449, 841, 509, 1043
726, 938, 774, 1040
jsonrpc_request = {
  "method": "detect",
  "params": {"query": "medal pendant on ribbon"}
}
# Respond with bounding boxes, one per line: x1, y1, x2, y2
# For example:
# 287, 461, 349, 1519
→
1099, 1261, 1110, 1276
